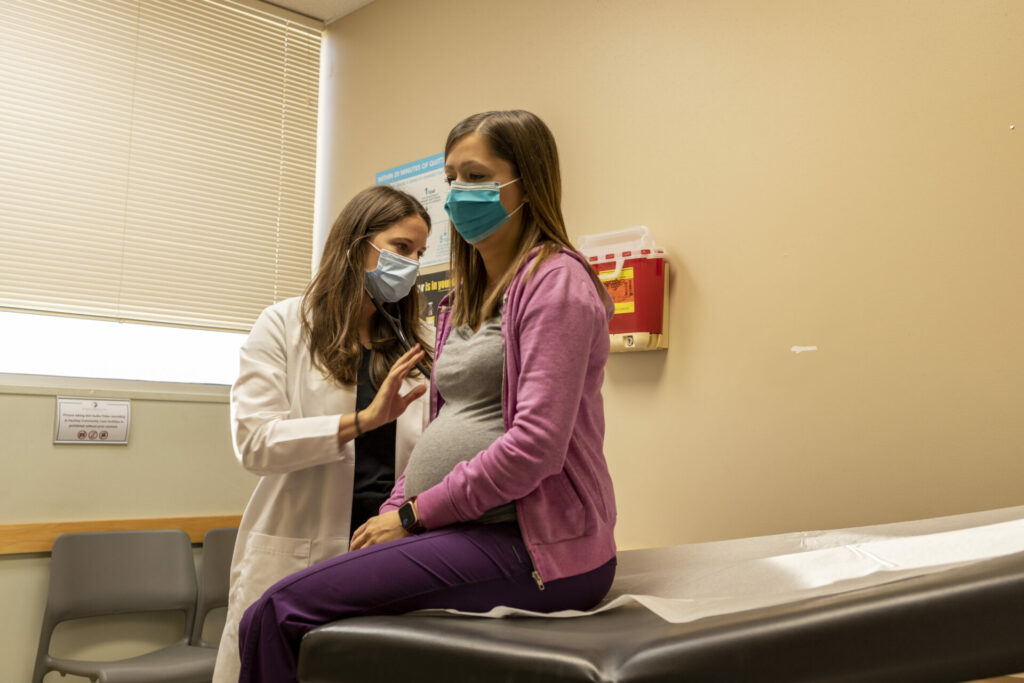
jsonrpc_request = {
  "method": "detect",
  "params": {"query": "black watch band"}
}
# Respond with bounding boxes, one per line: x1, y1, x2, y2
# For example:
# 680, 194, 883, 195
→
398, 499, 425, 534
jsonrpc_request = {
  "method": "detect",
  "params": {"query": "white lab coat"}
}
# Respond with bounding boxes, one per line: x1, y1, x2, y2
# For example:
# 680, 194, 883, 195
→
212, 296, 429, 683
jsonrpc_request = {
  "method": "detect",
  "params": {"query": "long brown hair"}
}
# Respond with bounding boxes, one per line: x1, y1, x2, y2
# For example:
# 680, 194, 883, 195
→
302, 185, 432, 387
444, 110, 608, 329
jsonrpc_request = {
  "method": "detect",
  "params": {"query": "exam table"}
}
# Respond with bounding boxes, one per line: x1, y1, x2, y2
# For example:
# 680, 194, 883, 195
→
298, 507, 1024, 682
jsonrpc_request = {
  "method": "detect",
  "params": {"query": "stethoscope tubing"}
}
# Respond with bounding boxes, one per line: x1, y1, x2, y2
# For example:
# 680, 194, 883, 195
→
368, 294, 432, 379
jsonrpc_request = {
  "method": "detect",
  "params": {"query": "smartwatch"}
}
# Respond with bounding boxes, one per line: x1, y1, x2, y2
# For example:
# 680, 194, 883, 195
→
398, 498, 424, 534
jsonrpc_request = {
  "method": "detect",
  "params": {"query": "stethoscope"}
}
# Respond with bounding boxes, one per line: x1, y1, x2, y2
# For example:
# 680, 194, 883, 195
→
368, 293, 431, 379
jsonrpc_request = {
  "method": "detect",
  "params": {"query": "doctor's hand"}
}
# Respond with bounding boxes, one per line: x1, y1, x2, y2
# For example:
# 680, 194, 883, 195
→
350, 510, 409, 551
361, 345, 427, 432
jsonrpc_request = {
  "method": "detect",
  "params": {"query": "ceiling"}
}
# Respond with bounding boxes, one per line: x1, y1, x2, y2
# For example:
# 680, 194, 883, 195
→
270, 0, 375, 24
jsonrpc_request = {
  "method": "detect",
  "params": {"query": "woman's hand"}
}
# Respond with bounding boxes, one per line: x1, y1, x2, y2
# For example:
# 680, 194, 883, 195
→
350, 510, 409, 550
362, 345, 427, 432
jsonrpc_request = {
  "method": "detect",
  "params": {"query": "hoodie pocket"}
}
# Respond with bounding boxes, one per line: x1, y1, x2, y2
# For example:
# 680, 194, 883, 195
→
528, 473, 586, 544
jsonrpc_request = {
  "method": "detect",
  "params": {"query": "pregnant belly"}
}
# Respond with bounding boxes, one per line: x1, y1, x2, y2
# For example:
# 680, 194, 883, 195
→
401, 410, 505, 498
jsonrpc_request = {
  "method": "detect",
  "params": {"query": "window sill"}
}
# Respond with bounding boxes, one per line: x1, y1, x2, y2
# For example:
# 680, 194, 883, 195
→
0, 373, 229, 403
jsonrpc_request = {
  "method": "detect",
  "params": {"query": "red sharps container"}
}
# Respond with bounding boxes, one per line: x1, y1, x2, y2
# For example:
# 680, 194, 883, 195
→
579, 226, 668, 352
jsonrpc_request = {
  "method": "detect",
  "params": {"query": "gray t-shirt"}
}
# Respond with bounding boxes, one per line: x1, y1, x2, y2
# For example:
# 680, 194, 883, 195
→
402, 313, 516, 524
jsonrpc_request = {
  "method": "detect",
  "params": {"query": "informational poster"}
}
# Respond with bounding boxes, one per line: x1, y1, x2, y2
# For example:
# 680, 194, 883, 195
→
375, 153, 451, 268
54, 397, 131, 444
416, 270, 453, 326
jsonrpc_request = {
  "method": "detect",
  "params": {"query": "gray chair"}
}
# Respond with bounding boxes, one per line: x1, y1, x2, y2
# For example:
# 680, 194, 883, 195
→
32, 529, 218, 683
190, 527, 238, 648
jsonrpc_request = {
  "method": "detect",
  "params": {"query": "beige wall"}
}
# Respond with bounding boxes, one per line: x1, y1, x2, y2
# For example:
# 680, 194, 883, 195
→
0, 378, 254, 681
323, 0, 1024, 548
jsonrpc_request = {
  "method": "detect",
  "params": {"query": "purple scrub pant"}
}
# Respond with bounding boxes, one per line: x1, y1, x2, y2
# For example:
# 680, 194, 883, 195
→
237, 522, 616, 683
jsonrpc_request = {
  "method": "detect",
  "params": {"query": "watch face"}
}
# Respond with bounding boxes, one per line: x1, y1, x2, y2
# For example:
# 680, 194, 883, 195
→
399, 503, 415, 529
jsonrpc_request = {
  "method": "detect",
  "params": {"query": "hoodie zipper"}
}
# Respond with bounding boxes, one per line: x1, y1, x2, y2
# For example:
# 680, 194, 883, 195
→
501, 290, 545, 592
527, 548, 546, 590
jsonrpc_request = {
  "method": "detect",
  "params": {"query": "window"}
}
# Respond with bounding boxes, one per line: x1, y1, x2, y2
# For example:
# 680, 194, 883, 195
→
0, 310, 244, 385
0, 0, 321, 383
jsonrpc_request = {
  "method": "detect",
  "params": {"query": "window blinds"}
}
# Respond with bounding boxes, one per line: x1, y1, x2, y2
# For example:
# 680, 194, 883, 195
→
0, 0, 321, 332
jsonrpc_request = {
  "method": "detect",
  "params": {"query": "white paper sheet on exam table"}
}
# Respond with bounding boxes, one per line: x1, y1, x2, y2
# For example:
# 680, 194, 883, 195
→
446, 504, 1024, 623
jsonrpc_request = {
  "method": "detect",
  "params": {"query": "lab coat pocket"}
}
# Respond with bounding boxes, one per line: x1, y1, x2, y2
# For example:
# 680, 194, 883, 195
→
318, 535, 351, 564
231, 531, 312, 613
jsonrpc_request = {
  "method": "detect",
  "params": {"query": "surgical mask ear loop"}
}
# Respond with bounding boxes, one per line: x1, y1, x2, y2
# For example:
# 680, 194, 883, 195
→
342, 236, 366, 273
505, 177, 526, 221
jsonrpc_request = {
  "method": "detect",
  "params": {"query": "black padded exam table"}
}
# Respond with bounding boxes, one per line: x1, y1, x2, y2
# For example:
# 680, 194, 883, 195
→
298, 549, 1024, 682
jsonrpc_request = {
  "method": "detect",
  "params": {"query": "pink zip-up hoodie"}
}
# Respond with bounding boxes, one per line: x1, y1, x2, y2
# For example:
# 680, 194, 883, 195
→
382, 246, 617, 584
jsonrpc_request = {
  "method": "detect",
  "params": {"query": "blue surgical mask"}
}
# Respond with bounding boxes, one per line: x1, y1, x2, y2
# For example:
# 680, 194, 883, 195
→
444, 178, 524, 244
364, 244, 419, 303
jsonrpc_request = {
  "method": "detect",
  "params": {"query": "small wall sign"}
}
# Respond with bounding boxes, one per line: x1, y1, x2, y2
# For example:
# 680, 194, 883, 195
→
54, 397, 131, 445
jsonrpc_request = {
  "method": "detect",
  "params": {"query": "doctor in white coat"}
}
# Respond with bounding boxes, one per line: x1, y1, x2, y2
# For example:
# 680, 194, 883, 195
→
213, 186, 433, 683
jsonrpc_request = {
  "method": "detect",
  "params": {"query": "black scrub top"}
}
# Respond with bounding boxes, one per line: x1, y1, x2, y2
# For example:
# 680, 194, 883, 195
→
350, 350, 397, 537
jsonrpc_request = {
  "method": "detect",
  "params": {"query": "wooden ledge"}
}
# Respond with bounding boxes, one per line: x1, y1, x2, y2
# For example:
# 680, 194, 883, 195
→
0, 515, 241, 555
